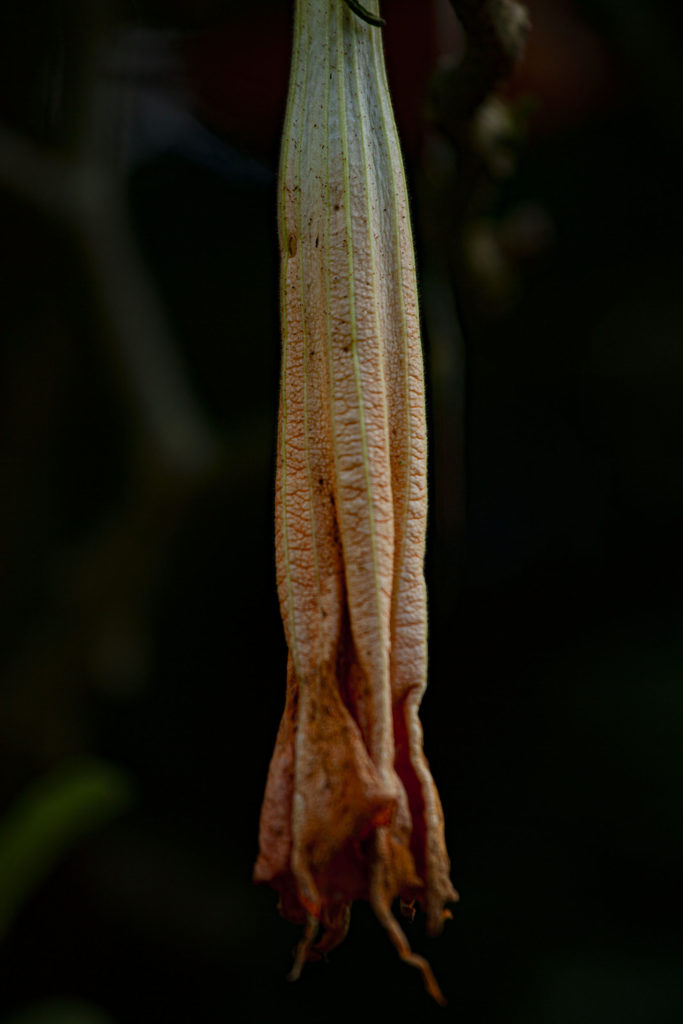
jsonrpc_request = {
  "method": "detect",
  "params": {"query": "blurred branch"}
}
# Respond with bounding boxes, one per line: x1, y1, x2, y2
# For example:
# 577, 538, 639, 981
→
418, 0, 533, 578
0, 122, 218, 477
0, 3, 234, 769
423, 0, 538, 318
0, 0, 219, 478
426, 0, 533, 256
435, 0, 531, 135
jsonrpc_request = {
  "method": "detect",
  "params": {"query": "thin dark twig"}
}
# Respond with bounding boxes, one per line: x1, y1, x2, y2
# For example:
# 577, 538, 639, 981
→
343, 0, 386, 29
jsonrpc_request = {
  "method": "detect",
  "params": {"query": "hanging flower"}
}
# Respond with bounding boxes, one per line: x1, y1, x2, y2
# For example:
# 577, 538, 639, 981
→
254, 0, 457, 1003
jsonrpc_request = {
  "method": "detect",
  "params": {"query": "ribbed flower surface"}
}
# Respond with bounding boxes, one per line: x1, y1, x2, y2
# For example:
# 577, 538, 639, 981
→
254, 0, 457, 1002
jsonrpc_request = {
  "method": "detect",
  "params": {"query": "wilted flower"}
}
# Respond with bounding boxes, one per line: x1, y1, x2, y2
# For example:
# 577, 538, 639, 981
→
254, 0, 457, 1003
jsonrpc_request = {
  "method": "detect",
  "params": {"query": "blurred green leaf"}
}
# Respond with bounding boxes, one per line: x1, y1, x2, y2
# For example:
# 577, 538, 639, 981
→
1, 998, 115, 1024
0, 757, 133, 940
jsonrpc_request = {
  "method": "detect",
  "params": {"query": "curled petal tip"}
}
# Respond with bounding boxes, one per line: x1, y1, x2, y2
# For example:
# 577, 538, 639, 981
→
288, 913, 319, 981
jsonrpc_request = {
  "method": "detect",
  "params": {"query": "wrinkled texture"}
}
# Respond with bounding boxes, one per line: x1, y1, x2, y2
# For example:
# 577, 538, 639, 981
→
254, 0, 457, 1002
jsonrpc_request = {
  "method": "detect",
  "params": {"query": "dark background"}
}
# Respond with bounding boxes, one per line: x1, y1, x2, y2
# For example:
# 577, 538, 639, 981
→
1, 1, 682, 1021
